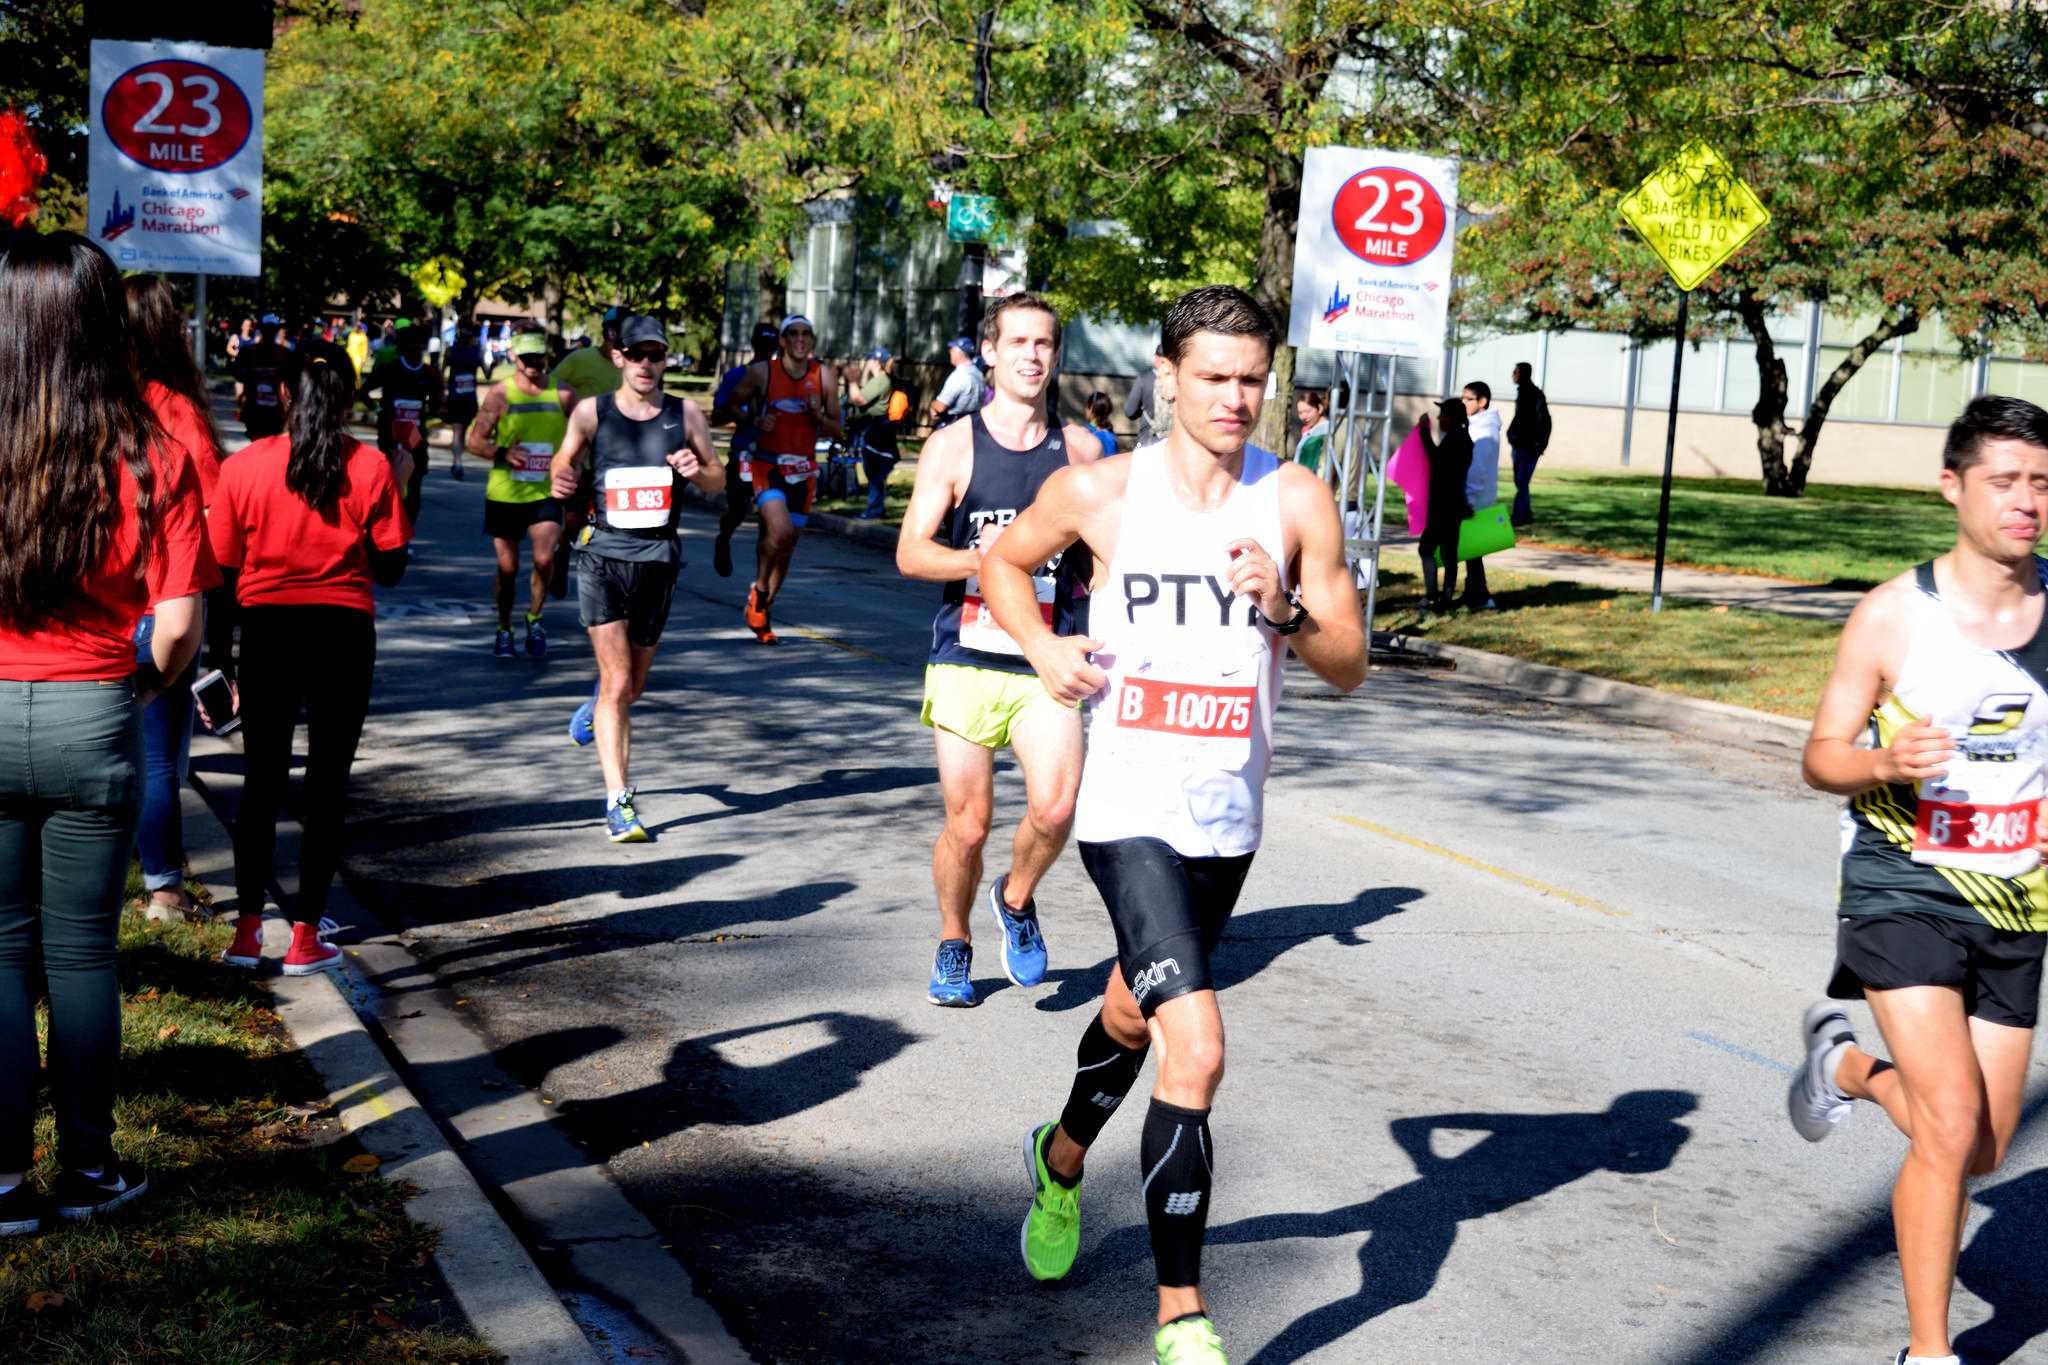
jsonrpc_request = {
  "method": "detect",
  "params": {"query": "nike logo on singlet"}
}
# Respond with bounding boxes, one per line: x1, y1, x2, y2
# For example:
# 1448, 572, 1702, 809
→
1123, 572, 1259, 626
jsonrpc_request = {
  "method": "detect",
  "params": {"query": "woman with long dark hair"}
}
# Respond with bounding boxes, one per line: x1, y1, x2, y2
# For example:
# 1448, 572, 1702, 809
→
124, 274, 227, 922
210, 354, 412, 977
0, 232, 218, 1233
1415, 397, 1475, 612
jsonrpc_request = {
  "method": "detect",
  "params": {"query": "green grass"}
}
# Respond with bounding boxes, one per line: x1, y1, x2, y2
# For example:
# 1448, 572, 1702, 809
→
0, 899, 496, 1365
1375, 563, 1838, 718
1517, 469, 1954, 588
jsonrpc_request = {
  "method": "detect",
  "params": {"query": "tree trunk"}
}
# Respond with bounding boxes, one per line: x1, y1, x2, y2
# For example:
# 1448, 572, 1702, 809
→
1735, 290, 1799, 495
1793, 309, 1919, 495
1740, 296, 1919, 496
1253, 147, 1303, 454
542, 268, 564, 355
758, 261, 787, 329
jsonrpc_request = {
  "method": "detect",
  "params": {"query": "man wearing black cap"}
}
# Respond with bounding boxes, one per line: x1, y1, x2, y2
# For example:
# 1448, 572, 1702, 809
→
549, 315, 724, 842
931, 335, 988, 428
361, 318, 444, 526
709, 319, 783, 578
233, 313, 297, 440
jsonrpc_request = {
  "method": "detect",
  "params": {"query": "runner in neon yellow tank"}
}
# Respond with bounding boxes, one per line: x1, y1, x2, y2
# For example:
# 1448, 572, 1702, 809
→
469, 329, 576, 658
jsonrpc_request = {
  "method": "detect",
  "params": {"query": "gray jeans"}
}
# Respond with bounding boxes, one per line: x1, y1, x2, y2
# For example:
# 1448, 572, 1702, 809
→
0, 678, 143, 1171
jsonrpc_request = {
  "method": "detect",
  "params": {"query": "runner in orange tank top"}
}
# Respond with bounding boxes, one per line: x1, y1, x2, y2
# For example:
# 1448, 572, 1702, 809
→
721, 315, 844, 643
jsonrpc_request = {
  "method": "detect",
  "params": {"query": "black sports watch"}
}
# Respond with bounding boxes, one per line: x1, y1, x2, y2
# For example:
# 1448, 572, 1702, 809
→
1260, 589, 1309, 635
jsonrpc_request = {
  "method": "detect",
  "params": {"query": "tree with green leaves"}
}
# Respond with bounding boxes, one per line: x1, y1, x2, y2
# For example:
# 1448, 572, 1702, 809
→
1444, 0, 2048, 494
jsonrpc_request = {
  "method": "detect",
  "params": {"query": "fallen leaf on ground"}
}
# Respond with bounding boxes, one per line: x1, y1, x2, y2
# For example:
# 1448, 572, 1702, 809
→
372, 1308, 404, 1330
26, 1290, 66, 1312
157, 1025, 179, 1042
341, 1154, 382, 1174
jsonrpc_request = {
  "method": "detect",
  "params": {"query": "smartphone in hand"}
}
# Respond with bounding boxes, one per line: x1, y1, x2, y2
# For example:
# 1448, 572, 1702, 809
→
192, 668, 241, 735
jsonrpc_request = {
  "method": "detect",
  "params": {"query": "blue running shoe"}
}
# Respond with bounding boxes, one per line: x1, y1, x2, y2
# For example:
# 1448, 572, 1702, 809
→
493, 628, 517, 659
525, 617, 548, 659
988, 876, 1047, 987
928, 939, 977, 1008
606, 789, 648, 843
568, 681, 598, 746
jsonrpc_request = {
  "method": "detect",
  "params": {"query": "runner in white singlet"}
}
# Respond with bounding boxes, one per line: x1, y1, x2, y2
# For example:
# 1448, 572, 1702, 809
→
977, 286, 1369, 1365
1796, 397, 2048, 1365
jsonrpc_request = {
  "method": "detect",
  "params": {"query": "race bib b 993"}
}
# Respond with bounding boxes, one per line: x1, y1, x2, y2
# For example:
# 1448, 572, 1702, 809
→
603, 466, 674, 529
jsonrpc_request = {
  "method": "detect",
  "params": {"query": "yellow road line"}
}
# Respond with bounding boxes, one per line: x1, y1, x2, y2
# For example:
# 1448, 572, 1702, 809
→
1332, 815, 1633, 916
790, 626, 896, 663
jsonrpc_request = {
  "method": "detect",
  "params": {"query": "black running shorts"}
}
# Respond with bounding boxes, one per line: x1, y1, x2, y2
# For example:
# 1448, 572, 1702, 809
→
1080, 837, 1256, 1019
576, 553, 678, 648
1828, 911, 2047, 1030
482, 497, 563, 541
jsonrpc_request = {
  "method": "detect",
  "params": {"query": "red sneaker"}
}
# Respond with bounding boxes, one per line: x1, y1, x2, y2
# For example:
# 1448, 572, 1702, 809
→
220, 915, 263, 969
282, 918, 344, 977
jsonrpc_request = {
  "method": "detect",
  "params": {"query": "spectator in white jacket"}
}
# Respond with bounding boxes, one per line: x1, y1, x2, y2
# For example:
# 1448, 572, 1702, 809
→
1460, 381, 1502, 610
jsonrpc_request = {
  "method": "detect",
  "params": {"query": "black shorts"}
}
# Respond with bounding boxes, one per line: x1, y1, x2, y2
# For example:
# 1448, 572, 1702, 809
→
1081, 837, 1256, 1018
483, 497, 563, 541
576, 553, 678, 648
1829, 911, 2047, 1029
444, 399, 479, 425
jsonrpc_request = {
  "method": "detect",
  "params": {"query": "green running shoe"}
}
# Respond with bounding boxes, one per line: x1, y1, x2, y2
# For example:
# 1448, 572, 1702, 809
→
1019, 1122, 1080, 1282
1153, 1315, 1227, 1365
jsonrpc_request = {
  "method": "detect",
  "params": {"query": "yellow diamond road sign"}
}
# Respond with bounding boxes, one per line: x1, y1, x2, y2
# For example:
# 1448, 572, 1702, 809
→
1619, 138, 1770, 291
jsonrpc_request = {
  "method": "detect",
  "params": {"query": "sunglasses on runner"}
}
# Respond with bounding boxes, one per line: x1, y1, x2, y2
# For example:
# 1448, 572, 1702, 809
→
622, 346, 666, 365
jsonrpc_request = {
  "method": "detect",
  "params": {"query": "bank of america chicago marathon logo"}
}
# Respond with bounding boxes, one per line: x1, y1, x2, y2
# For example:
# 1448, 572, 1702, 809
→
227, 186, 250, 199
101, 189, 137, 240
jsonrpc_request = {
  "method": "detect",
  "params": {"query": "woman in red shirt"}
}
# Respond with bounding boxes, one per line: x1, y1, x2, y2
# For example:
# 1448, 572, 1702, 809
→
0, 232, 217, 1233
124, 275, 227, 922
210, 354, 413, 977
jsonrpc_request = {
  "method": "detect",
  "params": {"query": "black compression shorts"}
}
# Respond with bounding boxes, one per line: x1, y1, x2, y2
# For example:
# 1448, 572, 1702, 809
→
483, 497, 563, 541
576, 553, 678, 648
1081, 837, 1255, 1018
1829, 911, 2047, 1029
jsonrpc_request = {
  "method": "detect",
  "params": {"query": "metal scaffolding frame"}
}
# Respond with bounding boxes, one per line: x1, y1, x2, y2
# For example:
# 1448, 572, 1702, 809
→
1324, 352, 1397, 629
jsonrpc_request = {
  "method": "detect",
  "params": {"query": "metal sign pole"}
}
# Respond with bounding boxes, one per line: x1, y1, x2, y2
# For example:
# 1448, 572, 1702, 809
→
190, 271, 208, 374
1650, 289, 1688, 613
1328, 350, 1392, 634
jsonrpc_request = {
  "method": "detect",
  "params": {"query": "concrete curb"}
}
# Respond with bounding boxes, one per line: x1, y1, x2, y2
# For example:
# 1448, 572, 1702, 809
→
183, 744, 753, 1365
174, 783, 602, 1365
1372, 630, 1811, 751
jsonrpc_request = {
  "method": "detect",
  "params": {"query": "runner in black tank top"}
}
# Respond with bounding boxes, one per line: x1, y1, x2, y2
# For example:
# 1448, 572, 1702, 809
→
546, 316, 724, 844
896, 293, 1105, 1009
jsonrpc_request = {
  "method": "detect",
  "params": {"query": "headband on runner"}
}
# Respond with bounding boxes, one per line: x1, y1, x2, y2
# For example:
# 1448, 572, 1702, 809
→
780, 314, 814, 335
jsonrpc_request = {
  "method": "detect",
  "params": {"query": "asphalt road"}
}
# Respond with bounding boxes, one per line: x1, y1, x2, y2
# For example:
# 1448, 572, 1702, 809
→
318, 464, 2048, 1365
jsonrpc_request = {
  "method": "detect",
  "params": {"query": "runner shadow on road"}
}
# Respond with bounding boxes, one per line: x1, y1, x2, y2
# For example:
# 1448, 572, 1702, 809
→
487, 1012, 918, 1163
1953, 1167, 2048, 1363
1022, 885, 1426, 1014
656, 766, 937, 831
1196, 1089, 1697, 1364
408, 879, 857, 986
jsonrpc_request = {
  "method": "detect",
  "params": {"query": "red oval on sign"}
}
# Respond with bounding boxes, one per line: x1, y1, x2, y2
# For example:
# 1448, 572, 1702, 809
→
1331, 167, 1446, 266
101, 60, 252, 174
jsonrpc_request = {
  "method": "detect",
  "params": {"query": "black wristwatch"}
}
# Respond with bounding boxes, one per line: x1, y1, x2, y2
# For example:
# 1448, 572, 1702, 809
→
1260, 589, 1309, 635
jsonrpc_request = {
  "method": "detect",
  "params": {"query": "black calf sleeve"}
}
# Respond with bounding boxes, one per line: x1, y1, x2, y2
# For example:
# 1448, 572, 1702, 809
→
1057, 1012, 1150, 1152
1141, 1098, 1213, 1288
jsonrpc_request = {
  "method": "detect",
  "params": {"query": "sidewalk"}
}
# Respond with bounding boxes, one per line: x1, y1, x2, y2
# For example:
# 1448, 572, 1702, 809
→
1380, 536, 1864, 622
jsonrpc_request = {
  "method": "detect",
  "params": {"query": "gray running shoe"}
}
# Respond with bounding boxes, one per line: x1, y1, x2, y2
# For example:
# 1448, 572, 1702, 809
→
1788, 1001, 1856, 1142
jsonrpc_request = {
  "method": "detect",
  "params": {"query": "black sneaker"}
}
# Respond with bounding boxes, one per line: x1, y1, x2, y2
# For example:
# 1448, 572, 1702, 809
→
53, 1161, 148, 1221
0, 1182, 46, 1237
